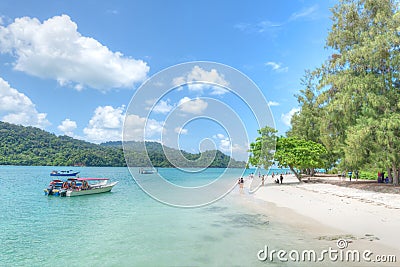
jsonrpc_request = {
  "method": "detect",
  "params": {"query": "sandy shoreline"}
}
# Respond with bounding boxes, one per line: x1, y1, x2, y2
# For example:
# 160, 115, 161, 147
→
240, 174, 400, 265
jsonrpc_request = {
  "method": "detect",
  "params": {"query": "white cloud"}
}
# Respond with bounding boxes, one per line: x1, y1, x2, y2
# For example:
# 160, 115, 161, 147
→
0, 77, 50, 128
213, 133, 230, 151
289, 5, 319, 21
219, 137, 231, 152
234, 20, 281, 34
208, 85, 229, 95
178, 97, 191, 105
83, 105, 164, 143
281, 107, 300, 126
214, 133, 225, 139
0, 14, 149, 91
172, 65, 229, 95
174, 127, 188, 135
268, 101, 280, 107
178, 97, 208, 115
83, 105, 125, 143
213, 133, 248, 156
265, 62, 288, 73
235, 5, 319, 36
58, 118, 77, 136
124, 114, 164, 141
151, 100, 174, 114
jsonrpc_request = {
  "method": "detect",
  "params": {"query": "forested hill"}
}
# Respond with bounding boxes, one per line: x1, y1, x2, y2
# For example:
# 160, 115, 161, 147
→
101, 141, 245, 168
0, 121, 245, 167
0, 121, 125, 166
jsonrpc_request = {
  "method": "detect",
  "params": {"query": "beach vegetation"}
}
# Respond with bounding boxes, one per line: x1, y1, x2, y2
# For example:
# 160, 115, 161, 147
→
248, 126, 327, 181
248, 126, 277, 170
274, 137, 327, 181
287, 0, 400, 184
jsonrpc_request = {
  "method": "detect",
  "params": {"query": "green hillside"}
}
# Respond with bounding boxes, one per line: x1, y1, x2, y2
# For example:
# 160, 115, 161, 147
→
103, 141, 245, 168
0, 121, 245, 167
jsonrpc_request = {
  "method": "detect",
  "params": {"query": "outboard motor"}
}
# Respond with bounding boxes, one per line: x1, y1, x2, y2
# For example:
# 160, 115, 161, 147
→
47, 184, 54, 196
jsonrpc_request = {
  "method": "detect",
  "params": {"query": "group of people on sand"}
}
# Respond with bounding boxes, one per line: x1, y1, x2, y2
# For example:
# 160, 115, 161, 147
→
272, 172, 284, 184
238, 172, 286, 192
339, 170, 359, 181
255, 172, 285, 185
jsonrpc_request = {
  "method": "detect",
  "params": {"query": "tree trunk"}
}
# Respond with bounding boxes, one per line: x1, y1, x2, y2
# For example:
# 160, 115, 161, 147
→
393, 164, 399, 185
289, 166, 302, 182
387, 167, 392, 183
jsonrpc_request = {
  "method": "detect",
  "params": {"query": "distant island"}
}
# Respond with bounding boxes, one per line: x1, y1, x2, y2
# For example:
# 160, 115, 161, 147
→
0, 121, 245, 168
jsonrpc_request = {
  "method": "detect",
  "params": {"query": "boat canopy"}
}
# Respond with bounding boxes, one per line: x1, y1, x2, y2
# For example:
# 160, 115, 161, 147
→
76, 178, 109, 181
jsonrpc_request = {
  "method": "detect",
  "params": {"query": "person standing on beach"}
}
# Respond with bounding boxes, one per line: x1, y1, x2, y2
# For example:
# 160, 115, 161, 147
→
261, 175, 265, 186
239, 177, 244, 193
279, 174, 283, 184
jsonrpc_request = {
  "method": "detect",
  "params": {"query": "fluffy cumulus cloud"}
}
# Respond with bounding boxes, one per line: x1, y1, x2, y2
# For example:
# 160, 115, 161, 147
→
57, 118, 77, 137
0, 77, 50, 128
0, 15, 149, 91
178, 97, 208, 115
213, 133, 248, 157
281, 107, 300, 126
151, 100, 174, 114
124, 114, 164, 141
84, 105, 164, 143
172, 66, 229, 95
83, 105, 125, 143
219, 136, 231, 152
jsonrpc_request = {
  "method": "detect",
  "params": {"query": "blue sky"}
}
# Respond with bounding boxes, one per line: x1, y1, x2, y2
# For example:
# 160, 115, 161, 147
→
0, 0, 336, 160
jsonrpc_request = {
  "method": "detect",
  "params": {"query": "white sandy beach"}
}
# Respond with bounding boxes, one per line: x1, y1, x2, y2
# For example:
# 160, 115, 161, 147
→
242, 174, 400, 263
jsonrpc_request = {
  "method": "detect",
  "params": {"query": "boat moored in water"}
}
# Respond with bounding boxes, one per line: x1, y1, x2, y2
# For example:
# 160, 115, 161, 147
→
139, 167, 157, 174
44, 178, 118, 197
50, 170, 80, 177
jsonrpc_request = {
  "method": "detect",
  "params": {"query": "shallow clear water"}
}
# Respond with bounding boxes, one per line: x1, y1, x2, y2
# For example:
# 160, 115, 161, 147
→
0, 166, 333, 266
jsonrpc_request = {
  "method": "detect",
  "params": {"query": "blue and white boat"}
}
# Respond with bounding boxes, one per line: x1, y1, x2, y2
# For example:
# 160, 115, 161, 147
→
50, 170, 80, 177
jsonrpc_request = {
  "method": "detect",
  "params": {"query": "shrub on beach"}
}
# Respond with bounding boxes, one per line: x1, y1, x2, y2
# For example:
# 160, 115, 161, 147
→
358, 170, 377, 180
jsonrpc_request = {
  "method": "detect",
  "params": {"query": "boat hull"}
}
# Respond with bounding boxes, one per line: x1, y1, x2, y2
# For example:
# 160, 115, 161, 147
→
65, 182, 118, 197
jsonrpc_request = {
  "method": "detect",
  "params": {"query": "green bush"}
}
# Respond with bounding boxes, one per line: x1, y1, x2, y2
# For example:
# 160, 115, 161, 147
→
359, 170, 377, 180
327, 168, 338, 175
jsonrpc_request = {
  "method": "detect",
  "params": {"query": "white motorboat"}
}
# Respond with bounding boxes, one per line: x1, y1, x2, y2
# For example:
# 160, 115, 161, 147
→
45, 178, 118, 197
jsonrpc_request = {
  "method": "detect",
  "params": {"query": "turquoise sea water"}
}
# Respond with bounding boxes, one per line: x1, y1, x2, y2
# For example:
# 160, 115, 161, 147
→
1, 166, 331, 266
